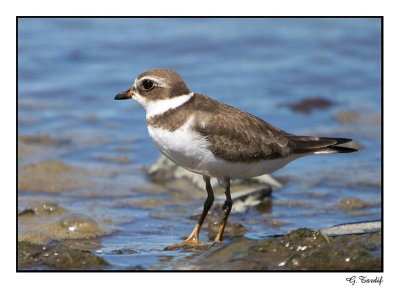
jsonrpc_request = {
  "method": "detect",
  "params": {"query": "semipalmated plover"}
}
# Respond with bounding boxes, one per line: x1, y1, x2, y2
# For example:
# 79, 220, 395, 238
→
115, 69, 358, 250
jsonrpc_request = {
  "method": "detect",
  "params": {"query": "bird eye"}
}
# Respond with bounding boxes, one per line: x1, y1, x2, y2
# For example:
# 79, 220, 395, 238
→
142, 79, 155, 90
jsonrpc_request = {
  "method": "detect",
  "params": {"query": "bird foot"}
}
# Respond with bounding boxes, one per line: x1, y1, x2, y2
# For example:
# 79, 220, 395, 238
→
163, 240, 221, 251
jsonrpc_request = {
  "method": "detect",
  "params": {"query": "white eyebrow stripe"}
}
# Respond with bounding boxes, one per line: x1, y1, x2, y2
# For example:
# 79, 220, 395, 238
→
136, 76, 169, 88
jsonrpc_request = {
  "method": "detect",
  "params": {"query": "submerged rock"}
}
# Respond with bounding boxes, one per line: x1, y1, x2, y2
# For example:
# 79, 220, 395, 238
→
335, 111, 360, 123
94, 154, 132, 164
109, 248, 138, 255
18, 161, 90, 193
285, 97, 333, 114
335, 110, 381, 125
18, 135, 70, 146
337, 198, 374, 211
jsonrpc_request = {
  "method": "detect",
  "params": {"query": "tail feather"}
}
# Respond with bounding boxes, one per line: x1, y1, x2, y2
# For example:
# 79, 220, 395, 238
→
287, 136, 360, 154
319, 137, 360, 153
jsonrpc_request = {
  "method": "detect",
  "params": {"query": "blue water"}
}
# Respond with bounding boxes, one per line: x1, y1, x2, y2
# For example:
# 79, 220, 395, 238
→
18, 17, 381, 269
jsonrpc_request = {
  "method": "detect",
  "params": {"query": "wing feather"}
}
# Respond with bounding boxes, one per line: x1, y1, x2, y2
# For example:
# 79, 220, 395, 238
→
191, 94, 358, 162
192, 94, 295, 162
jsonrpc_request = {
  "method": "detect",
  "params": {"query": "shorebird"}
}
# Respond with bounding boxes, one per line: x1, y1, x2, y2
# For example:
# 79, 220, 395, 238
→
115, 69, 358, 250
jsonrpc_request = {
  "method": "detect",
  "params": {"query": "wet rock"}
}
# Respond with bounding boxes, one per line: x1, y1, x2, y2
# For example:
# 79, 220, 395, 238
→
173, 228, 381, 270
18, 208, 35, 217
18, 241, 46, 269
18, 241, 109, 270
206, 217, 247, 240
286, 97, 333, 113
61, 239, 103, 252
34, 203, 68, 216
18, 202, 68, 218
18, 231, 54, 245
19, 203, 71, 244
51, 214, 106, 239
18, 161, 90, 193
20, 210, 108, 244
337, 198, 373, 211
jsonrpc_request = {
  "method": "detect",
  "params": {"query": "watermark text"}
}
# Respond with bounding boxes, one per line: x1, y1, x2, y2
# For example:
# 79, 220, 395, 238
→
346, 276, 383, 286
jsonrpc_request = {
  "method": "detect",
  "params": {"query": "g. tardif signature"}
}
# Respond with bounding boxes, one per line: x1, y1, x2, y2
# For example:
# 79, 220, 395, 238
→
346, 276, 383, 286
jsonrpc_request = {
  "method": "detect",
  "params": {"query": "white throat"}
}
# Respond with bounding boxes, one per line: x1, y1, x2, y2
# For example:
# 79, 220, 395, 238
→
144, 92, 194, 119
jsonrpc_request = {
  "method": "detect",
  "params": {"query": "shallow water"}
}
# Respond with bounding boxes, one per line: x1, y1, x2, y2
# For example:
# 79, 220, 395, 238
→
18, 17, 381, 270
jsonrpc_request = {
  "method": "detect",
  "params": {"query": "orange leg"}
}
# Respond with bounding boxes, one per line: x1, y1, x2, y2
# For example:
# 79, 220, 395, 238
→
164, 176, 215, 250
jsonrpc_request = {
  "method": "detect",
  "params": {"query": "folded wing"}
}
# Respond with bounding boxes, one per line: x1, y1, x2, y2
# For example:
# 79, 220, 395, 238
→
192, 94, 358, 163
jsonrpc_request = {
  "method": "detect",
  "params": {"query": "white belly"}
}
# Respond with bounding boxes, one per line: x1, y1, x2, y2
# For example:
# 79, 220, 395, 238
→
147, 116, 299, 180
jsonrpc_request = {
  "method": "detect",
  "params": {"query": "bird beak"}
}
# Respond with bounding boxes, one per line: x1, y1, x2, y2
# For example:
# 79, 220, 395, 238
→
114, 88, 133, 100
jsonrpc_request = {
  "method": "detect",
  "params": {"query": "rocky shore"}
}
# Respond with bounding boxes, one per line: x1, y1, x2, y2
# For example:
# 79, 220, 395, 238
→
18, 136, 381, 271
